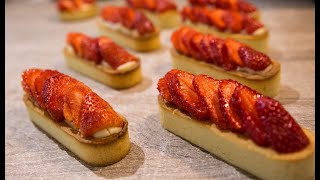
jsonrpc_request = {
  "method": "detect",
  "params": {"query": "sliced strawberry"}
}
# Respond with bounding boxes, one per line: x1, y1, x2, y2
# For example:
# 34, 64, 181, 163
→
63, 84, 91, 128
189, 33, 205, 60
66, 32, 87, 57
198, 35, 214, 63
57, 0, 75, 11
243, 16, 263, 34
218, 79, 243, 132
101, 6, 122, 23
219, 43, 237, 71
157, 69, 182, 103
238, 45, 271, 71
222, 11, 243, 33
171, 29, 181, 53
225, 38, 244, 67
175, 27, 192, 55
131, 11, 155, 36
81, 37, 102, 64
182, 28, 198, 57
21, 68, 42, 101
42, 74, 78, 121
168, 71, 209, 120
206, 36, 226, 66
193, 75, 227, 129
237, 0, 256, 13
80, 92, 124, 137
34, 70, 60, 109
208, 9, 227, 31
156, 0, 177, 13
120, 7, 136, 29
98, 37, 137, 70
256, 96, 310, 153
144, 0, 157, 11
231, 85, 269, 146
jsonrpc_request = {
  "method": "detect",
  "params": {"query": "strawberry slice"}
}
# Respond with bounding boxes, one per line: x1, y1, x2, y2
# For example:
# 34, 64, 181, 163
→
41, 74, 78, 121
237, 0, 257, 13
222, 11, 243, 33
80, 91, 124, 137
218, 79, 243, 132
34, 70, 60, 109
225, 38, 244, 67
121, 7, 136, 29
157, 69, 182, 103
208, 9, 227, 31
231, 85, 269, 146
176, 27, 192, 55
243, 16, 263, 34
21, 68, 42, 101
198, 35, 214, 63
206, 36, 226, 66
63, 84, 91, 128
193, 75, 227, 129
144, 0, 157, 11
256, 96, 310, 153
66, 32, 87, 57
133, 12, 155, 35
238, 45, 271, 71
57, 0, 75, 11
182, 28, 198, 57
190, 33, 206, 61
98, 37, 138, 70
156, 0, 177, 12
168, 71, 209, 120
81, 37, 102, 64
101, 6, 122, 23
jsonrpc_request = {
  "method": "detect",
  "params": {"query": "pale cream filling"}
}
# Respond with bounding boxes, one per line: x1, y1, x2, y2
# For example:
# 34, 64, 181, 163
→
252, 27, 267, 36
93, 127, 122, 138
66, 45, 138, 73
236, 64, 273, 75
64, 119, 122, 138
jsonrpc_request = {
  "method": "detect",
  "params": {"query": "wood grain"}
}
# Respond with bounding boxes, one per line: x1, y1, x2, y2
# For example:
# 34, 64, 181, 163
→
5, 0, 314, 179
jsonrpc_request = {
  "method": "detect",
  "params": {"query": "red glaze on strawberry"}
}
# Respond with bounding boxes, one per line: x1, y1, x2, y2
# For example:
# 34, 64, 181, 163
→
21, 69, 43, 101
238, 45, 271, 71
168, 71, 209, 120
127, 0, 177, 13
34, 70, 60, 109
41, 74, 79, 121
218, 79, 243, 132
101, 6, 155, 36
189, 0, 257, 13
66, 32, 138, 70
157, 69, 182, 104
80, 91, 124, 137
171, 27, 271, 71
256, 97, 310, 153
181, 6, 263, 34
193, 75, 227, 129
81, 37, 103, 64
243, 16, 263, 34
98, 37, 138, 69
63, 84, 91, 128
231, 85, 269, 146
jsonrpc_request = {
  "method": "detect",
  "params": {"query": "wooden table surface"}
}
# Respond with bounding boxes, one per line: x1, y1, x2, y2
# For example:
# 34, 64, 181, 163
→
5, 0, 315, 179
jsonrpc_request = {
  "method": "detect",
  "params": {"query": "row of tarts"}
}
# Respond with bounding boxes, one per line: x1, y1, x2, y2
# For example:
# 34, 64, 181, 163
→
21, 0, 314, 180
